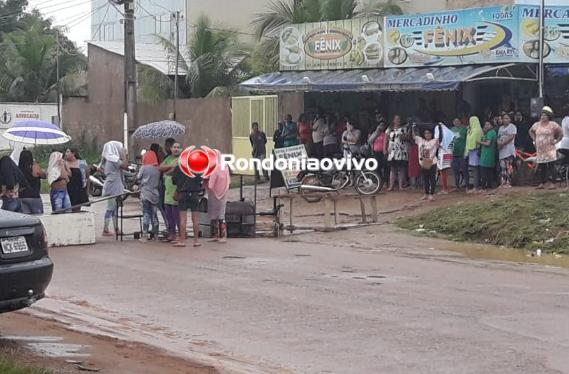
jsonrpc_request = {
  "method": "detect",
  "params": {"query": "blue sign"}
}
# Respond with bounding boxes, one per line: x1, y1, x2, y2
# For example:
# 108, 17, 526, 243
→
384, 6, 519, 67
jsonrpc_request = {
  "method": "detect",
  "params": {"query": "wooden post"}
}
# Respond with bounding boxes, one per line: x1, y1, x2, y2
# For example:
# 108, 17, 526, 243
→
370, 195, 378, 223
324, 196, 333, 228
333, 198, 339, 225
289, 196, 294, 233
359, 196, 368, 224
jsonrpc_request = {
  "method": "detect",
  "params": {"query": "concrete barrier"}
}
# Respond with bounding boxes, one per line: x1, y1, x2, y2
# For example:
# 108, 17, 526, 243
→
39, 212, 97, 247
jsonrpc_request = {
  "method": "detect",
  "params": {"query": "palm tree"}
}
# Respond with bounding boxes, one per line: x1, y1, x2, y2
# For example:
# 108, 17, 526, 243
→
0, 14, 86, 102
158, 15, 249, 98
251, 0, 404, 73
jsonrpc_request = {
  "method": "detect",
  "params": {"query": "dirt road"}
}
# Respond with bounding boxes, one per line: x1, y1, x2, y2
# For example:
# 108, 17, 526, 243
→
10, 214, 568, 374
0, 313, 217, 373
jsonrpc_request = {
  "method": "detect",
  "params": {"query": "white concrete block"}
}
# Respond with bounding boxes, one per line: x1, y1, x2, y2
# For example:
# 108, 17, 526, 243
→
40, 212, 97, 247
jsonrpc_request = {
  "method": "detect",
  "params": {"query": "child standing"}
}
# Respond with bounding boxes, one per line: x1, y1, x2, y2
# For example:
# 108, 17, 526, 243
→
138, 150, 161, 241
478, 121, 498, 192
414, 127, 440, 201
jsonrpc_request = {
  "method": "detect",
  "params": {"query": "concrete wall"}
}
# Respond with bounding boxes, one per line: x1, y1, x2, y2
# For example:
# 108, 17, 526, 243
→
63, 45, 232, 154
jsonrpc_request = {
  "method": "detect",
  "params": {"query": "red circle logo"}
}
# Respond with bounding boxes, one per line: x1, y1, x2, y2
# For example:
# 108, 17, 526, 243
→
180, 146, 218, 178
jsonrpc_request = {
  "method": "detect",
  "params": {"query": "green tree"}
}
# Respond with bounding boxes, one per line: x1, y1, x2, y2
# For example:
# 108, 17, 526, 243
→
0, 13, 86, 102
158, 14, 249, 98
251, 0, 404, 73
0, 0, 28, 41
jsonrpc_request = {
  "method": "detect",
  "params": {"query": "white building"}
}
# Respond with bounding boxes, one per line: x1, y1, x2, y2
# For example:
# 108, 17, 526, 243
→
91, 0, 186, 44
0, 103, 59, 150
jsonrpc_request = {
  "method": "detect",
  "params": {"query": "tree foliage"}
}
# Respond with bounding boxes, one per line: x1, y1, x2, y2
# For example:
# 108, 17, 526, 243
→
157, 14, 249, 98
0, 8, 85, 102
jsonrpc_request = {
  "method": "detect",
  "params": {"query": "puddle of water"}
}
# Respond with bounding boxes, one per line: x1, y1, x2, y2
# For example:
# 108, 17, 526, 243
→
1, 335, 91, 359
0, 336, 62, 343
27, 342, 90, 358
436, 242, 569, 269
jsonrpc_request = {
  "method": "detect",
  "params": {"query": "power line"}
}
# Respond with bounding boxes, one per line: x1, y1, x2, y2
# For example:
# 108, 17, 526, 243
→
0, 0, 93, 20
91, 3, 111, 40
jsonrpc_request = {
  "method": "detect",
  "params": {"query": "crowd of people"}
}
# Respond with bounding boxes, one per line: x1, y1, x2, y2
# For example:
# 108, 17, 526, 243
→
0, 138, 231, 248
0, 148, 89, 215
98, 138, 230, 247
250, 104, 569, 200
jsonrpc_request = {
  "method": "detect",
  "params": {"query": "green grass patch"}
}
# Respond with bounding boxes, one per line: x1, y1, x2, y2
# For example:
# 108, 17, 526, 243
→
32, 144, 100, 169
0, 358, 50, 374
397, 193, 569, 254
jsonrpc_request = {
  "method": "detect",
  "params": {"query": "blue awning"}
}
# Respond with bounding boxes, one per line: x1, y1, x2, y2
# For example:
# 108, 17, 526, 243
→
240, 64, 537, 93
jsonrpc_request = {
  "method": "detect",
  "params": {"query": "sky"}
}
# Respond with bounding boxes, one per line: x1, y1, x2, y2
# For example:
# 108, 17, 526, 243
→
27, 0, 93, 50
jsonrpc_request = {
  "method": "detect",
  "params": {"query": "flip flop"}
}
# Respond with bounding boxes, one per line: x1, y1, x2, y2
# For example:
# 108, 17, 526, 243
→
173, 242, 186, 247
193, 242, 202, 247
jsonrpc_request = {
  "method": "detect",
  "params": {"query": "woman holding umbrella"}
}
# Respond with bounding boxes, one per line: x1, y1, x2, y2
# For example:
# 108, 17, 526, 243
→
100, 141, 129, 236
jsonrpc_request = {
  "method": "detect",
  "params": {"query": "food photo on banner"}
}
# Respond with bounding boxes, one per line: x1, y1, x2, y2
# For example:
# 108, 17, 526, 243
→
280, 18, 384, 71
383, 6, 519, 68
519, 5, 569, 63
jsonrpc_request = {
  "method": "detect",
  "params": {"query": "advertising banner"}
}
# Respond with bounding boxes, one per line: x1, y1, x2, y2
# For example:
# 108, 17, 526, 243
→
273, 145, 308, 189
519, 6, 569, 63
384, 6, 519, 67
280, 18, 384, 71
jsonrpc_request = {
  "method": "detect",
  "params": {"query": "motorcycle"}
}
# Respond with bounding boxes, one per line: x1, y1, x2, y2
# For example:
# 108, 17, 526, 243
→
88, 163, 140, 198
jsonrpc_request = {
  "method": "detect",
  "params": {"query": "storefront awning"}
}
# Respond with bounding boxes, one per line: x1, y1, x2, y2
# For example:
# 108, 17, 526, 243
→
240, 64, 537, 93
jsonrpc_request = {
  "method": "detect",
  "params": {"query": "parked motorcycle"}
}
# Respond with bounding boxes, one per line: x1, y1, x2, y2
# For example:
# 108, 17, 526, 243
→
88, 163, 140, 198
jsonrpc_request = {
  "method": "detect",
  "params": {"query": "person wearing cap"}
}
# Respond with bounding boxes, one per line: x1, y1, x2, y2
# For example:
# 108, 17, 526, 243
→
529, 106, 563, 190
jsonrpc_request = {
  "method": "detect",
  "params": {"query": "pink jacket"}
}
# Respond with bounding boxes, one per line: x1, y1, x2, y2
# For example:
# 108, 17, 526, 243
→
207, 164, 230, 200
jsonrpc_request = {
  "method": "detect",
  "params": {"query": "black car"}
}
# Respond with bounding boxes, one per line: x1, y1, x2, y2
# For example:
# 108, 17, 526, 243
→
0, 210, 53, 313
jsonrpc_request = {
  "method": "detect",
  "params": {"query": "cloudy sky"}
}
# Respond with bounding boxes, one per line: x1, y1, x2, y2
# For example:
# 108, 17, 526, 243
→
27, 0, 94, 50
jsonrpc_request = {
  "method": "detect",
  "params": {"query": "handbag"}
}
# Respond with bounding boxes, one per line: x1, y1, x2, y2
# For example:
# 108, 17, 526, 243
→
360, 143, 372, 157
421, 158, 434, 170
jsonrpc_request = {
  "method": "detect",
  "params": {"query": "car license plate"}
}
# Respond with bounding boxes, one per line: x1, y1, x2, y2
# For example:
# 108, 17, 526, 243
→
1, 236, 29, 254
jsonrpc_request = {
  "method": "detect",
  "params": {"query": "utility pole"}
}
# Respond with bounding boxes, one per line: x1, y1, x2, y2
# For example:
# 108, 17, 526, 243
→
56, 32, 62, 128
122, 0, 137, 156
538, 0, 545, 99
173, 10, 181, 121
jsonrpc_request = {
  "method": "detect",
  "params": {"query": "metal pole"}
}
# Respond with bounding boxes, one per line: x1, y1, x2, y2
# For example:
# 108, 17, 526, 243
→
173, 10, 180, 121
124, 0, 137, 158
56, 32, 62, 127
538, 0, 545, 98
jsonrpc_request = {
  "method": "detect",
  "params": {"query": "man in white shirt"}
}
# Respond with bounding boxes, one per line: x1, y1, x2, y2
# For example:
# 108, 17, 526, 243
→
312, 113, 327, 159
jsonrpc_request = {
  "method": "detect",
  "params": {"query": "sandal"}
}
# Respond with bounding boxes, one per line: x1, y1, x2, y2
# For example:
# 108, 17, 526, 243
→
173, 242, 186, 247
193, 242, 202, 247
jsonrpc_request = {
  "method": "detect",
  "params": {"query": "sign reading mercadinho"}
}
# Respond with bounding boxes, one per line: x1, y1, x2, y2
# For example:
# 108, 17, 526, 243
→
384, 6, 519, 67
280, 18, 384, 71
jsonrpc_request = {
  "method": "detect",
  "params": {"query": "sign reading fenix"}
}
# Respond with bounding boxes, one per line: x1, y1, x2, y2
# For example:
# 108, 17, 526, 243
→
280, 18, 384, 71
384, 6, 519, 67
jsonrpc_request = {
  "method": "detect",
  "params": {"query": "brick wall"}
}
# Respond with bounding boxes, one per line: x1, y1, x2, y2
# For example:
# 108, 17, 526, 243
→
62, 44, 232, 154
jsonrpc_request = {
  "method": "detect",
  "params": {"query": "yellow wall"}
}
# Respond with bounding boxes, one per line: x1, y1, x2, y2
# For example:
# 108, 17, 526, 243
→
231, 96, 278, 175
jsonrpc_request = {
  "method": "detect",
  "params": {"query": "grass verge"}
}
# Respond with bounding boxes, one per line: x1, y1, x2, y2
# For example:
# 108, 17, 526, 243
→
397, 192, 569, 254
0, 358, 50, 374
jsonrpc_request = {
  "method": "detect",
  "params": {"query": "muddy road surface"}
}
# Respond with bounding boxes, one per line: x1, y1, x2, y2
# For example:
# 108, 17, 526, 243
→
8, 220, 568, 374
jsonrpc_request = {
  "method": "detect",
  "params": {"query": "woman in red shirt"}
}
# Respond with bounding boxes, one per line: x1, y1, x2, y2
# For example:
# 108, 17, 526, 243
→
297, 114, 312, 154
